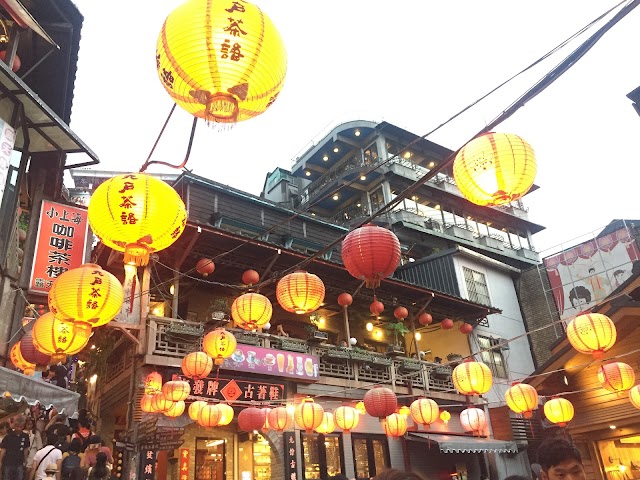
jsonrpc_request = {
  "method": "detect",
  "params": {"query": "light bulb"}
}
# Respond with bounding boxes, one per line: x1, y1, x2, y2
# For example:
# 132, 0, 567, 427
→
366, 322, 373, 332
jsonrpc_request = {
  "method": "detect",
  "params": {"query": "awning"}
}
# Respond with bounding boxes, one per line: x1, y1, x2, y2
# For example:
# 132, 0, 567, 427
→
0, 366, 79, 415
409, 433, 518, 454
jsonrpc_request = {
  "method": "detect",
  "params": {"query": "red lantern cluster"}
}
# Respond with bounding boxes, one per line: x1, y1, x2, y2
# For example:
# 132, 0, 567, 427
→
363, 386, 398, 420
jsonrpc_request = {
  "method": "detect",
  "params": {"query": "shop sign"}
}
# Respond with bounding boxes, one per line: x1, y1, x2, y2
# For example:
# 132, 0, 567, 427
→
0, 118, 15, 207
139, 449, 156, 480
221, 343, 319, 380
29, 200, 89, 294
186, 376, 285, 404
179, 448, 189, 480
283, 431, 298, 480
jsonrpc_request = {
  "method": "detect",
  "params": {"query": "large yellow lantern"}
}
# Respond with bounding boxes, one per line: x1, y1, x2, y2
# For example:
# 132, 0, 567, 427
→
48, 264, 124, 327
276, 271, 325, 314
165, 400, 186, 418
9, 342, 35, 373
505, 382, 539, 419
597, 362, 636, 393
31, 313, 92, 362
629, 385, 640, 410
410, 398, 439, 428
295, 398, 324, 434
189, 400, 208, 421
334, 406, 359, 433
140, 395, 155, 413
87, 174, 187, 266
383, 413, 407, 438
203, 328, 237, 365
315, 412, 335, 434
162, 380, 191, 402
544, 397, 574, 427
566, 313, 617, 359
452, 360, 493, 395
216, 404, 235, 426
182, 351, 213, 379
151, 393, 174, 413
453, 132, 536, 207
156, 0, 287, 125
231, 292, 272, 330
198, 404, 221, 427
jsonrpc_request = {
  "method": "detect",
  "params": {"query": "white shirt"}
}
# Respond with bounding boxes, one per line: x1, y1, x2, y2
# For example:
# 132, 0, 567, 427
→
31, 445, 62, 480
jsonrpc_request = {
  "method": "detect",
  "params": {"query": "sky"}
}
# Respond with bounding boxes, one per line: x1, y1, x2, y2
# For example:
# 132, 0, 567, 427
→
68, 0, 640, 255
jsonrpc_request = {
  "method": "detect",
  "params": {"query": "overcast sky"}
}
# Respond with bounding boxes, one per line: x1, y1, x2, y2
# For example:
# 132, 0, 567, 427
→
69, 1, 640, 255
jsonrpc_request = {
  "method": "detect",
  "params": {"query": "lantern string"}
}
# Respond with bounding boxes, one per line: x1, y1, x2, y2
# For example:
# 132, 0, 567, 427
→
139, 114, 199, 173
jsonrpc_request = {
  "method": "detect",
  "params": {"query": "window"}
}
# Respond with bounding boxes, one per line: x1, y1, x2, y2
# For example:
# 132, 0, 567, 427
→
352, 434, 390, 480
477, 336, 508, 378
463, 267, 491, 306
195, 438, 226, 480
301, 433, 344, 479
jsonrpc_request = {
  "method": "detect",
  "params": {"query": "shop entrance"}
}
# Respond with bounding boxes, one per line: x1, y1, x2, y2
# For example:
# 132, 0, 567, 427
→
195, 438, 226, 480
238, 432, 272, 480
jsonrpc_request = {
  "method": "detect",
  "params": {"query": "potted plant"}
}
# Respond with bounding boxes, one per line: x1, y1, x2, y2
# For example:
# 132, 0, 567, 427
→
385, 322, 409, 355
349, 347, 373, 363
446, 353, 464, 366
208, 297, 231, 321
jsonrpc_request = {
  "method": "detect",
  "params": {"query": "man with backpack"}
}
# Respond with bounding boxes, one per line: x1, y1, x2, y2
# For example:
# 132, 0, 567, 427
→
60, 439, 83, 480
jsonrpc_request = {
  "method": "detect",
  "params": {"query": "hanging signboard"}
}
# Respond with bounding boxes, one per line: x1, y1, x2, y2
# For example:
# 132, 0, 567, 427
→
283, 431, 298, 480
139, 449, 156, 480
178, 448, 189, 480
186, 376, 285, 404
220, 344, 319, 380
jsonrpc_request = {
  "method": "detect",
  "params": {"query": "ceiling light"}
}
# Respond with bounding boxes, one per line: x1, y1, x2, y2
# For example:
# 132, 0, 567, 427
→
333, 147, 339, 153
610, 425, 617, 430
332, 194, 339, 201
354, 129, 361, 136
356, 203, 361, 207
428, 161, 435, 168
411, 196, 418, 201
305, 171, 311, 176
323, 154, 328, 161
403, 151, 411, 159
366, 322, 373, 332
434, 204, 441, 210
415, 332, 422, 341
311, 212, 316, 216
360, 175, 366, 181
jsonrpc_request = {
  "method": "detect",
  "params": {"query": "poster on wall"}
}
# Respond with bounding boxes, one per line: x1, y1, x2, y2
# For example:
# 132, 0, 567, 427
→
543, 225, 640, 322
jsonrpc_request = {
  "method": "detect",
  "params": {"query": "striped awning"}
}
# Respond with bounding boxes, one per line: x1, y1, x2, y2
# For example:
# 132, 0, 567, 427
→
409, 432, 518, 454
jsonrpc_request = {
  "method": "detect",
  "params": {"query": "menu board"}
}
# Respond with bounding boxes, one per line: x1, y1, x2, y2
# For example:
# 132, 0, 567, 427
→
220, 344, 319, 380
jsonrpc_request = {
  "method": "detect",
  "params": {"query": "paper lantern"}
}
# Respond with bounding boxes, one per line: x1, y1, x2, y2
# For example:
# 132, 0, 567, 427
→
440, 410, 451, 425
628, 385, 640, 409
162, 380, 191, 402
410, 398, 439, 427
87, 173, 187, 266
459, 323, 474, 334
398, 406, 410, 417
261, 408, 272, 432
216, 404, 235, 426
203, 328, 237, 365
355, 401, 366, 415
182, 351, 213, 379
337, 293, 353, 307
566, 313, 616, 359
295, 398, 324, 433
452, 360, 493, 395
460, 408, 486, 434
383, 413, 407, 437
363, 386, 398, 420
268, 406, 292, 432
196, 258, 215, 276
441, 318, 454, 329
156, 0, 287, 124
238, 407, 267, 432
544, 397, 574, 427
418, 313, 433, 326
151, 393, 174, 413
144, 372, 163, 395
597, 362, 636, 393
19, 331, 51, 367
369, 299, 384, 315
315, 412, 335, 434
276, 271, 325, 314
165, 400, 186, 418
189, 400, 208, 421
342, 224, 401, 288
334, 406, 359, 433
505, 383, 539, 419
48, 264, 124, 327
140, 394, 155, 413
231, 292, 272, 330
9, 342, 35, 373
31, 313, 91, 362
453, 132, 536, 207
198, 404, 221, 427
242, 269, 260, 286
394, 307, 408, 320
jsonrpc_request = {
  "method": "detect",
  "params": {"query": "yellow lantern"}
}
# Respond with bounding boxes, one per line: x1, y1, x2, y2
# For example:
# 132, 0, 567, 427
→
276, 271, 325, 314
231, 292, 272, 330
189, 400, 208, 421
452, 360, 493, 395
203, 328, 237, 365
31, 313, 92, 362
162, 380, 191, 402
383, 413, 407, 438
145, 371, 163, 395
182, 351, 213, 379
440, 410, 451, 425
216, 404, 235, 426
334, 406, 359, 433
544, 397, 574, 427
87, 173, 187, 266
453, 132, 536, 207
566, 313, 616, 359
140, 394, 155, 413
156, 0, 287, 125
315, 412, 335, 434
295, 398, 324, 434
9, 342, 35, 373
629, 385, 640, 409
268, 406, 292, 432
151, 393, 174, 413
460, 407, 486, 434
48, 264, 124, 327
505, 382, 539, 419
198, 404, 221, 427
410, 398, 439, 427
597, 362, 636, 393
165, 400, 186, 418
355, 401, 366, 415
398, 406, 410, 417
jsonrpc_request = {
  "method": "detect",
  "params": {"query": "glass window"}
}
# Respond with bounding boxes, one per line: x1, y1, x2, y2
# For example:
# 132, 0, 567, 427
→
477, 336, 508, 378
352, 434, 389, 480
301, 433, 344, 480
369, 186, 384, 212
363, 142, 378, 165
463, 267, 491, 306
195, 438, 226, 480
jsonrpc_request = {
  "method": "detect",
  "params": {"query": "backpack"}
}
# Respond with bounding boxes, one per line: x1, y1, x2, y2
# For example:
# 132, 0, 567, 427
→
61, 454, 81, 480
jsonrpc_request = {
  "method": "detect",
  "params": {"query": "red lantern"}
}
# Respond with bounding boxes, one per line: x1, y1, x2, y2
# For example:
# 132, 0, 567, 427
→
460, 407, 486, 434
231, 292, 272, 330
162, 380, 191, 402
295, 398, 324, 433
20, 331, 51, 367
334, 406, 359, 433
505, 382, 539, 419
182, 351, 213, 379
394, 306, 408, 320
544, 397, 574, 427
418, 313, 433, 326
452, 360, 493, 395
597, 362, 636, 393
203, 328, 237, 365
459, 323, 474, 334
441, 318, 454, 330
238, 407, 267, 432
140, 395, 155, 413
276, 271, 325, 314
145, 371, 163, 395
410, 398, 439, 428
268, 407, 292, 432
369, 299, 384, 315
242, 269, 260, 286
383, 413, 407, 437
337, 293, 353, 307
363, 386, 398, 420
341, 223, 401, 288
196, 258, 215, 276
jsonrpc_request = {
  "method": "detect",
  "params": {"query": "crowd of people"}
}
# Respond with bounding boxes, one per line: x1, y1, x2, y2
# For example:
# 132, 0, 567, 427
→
0, 406, 112, 480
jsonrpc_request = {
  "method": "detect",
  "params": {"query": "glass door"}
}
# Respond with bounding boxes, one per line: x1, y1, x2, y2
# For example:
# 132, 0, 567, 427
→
195, 438, 226, 480
352, 434, 390, 480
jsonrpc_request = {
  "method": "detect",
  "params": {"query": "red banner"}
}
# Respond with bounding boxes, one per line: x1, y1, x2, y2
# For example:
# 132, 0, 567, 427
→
29, 200, 89, 294
179, 448, 189, 480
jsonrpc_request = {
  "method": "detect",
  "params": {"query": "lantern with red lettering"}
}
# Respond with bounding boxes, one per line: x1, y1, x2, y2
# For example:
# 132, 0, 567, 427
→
9, 342, 35, 374
295, 398, 324, 433
140, 395, 155, 413
505, 382, 539, 419
566, 313, 616, 359
268, 407, 292, 432
162, 380, 191, 402
196, 258, 215, 277
341, 224, 401, 288
189, 401, 207, 421
238, 407, 267, 432
460, 408, 486, 434
544, 397, 574, 427
410, 398, 439, 428
452, 360, 493, 396
315, 412, 335, 434
231, 292, 272, 330
364, 386, 398, 421
597, 362, 635, 393
182, 351, 213, 379
203, 328, 237, 365
144, 372, 163, 395
165, 401, 186, 418
334, 406, 359, 433
383, 413, 407, 438
276, 271, 325, 314
32, 313, 92, 362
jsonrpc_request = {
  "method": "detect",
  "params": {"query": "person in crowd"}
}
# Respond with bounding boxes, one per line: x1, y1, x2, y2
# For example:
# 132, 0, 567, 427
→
0, 421, 9, 443
276, 324, 289, 337
69, 466, 88, 480
71, 418, 91, 452
86, 452, 110, 480
29, 433, 63, 480
61, 439, 83, 480
46, 413, 71, 452
373, 469, 425, 480
82, 436, 112, 469
49, 364, 69, 389
25, 416, 43, 468
0, 415, 30, 480
42, 463, 58, 480
339, 339, 348, 347
537, 437, 586, 480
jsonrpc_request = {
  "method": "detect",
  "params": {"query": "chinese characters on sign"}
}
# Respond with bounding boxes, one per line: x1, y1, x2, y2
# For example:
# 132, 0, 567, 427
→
139, 449, 156, 480
179, 448, 189, 480
220, 2, 247, 62
221, 344, 320, 381
283, 432, 297, 480
186, 376, 285, 405
29, 200, 88, 294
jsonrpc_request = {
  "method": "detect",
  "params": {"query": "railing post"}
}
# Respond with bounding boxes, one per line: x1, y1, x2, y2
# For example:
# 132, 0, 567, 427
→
147, 319, 157, 357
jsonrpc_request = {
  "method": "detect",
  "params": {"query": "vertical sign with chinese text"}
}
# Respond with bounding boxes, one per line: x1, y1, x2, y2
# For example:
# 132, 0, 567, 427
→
179, 448, 189, 480
139, 449, 156, 480
29, 200, 89, 294
283, 431, 297, 480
